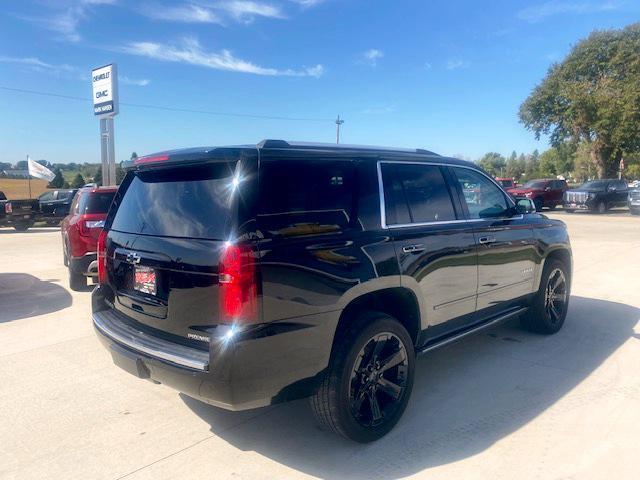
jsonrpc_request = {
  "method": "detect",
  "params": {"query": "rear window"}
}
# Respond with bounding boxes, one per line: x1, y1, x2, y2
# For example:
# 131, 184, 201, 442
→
111, 163, 238, 239
258, 159, 355, 236
79, 191, 114, 214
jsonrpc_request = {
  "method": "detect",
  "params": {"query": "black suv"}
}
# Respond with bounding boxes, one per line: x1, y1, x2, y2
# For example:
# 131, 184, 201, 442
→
92, 141, 572, 442
563, 179, 629, 213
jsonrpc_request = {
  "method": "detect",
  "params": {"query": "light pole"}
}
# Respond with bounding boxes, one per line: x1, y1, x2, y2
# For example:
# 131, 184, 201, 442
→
335, 115, 344, 144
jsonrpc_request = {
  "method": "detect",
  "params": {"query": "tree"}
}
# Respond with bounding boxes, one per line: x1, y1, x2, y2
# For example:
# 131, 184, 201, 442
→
130, 152, 138, 161
71, 173, 86, 188
94, 168, 102, 186
539, 143, 576, 177
47, 168, 65, 188
477, 152, 506, 176
519, 23, 640, 178
15, 160, 27, 170
116, 165, 126, 184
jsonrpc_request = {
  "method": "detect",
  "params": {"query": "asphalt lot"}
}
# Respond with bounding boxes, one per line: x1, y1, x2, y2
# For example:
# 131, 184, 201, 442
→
1, 211, 639, 480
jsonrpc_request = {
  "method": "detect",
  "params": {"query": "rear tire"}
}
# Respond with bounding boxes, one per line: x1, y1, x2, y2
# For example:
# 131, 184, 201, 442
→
68, 267, 86, 291
521, 258, 570, 334
13, 222, 33, 232
310, 311, 415, 443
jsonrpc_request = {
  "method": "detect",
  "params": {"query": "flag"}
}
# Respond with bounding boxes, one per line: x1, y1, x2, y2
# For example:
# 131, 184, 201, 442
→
27, 156, 55, 182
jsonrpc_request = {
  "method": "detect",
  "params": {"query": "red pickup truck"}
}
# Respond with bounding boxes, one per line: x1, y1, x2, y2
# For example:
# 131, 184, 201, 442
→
507, 179, 567, 211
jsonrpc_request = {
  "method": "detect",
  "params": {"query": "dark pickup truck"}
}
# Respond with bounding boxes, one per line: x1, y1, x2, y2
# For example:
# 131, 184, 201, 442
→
38, 189, 78, 225
563, 179, 629, 213
0, 191, 39, 231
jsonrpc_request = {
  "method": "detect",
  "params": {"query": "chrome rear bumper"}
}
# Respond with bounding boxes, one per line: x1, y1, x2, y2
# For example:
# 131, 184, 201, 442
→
93, 309, 209, 371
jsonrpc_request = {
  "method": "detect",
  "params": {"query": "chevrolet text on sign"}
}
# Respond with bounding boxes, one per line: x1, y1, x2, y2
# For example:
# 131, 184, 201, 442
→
92, 64, 118, 117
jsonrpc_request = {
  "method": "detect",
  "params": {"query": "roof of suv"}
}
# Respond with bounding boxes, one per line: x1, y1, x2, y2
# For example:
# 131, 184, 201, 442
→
80, 186, 118, 194
126, 139, 476, 170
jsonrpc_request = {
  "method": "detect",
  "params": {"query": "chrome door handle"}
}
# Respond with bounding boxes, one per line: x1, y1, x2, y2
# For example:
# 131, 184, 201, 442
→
478, 236, 496, 245
402, 244, 425, 254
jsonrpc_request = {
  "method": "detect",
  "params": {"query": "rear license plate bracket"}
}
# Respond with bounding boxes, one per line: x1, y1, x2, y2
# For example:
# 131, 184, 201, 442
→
134, 266, 157, 296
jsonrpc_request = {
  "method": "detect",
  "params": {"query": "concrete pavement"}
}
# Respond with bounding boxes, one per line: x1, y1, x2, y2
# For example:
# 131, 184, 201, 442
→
1, 212, 639, 480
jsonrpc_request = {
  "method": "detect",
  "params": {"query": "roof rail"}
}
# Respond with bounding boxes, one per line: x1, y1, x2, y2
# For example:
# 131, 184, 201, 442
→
257, 140, 441, 156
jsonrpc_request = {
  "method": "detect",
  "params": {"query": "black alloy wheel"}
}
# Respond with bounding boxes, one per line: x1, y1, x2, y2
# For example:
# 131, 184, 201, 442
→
521, 258, 570, 334
349, 332, 409, 428
543, 268, 568, 327
310, 312, 415, 442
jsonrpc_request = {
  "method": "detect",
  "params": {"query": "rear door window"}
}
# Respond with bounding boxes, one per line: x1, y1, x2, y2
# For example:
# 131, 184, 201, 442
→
79, 192, 115, 214
258, 159, 355, 236
111, 163, 239, 239
381, 163, 457, 225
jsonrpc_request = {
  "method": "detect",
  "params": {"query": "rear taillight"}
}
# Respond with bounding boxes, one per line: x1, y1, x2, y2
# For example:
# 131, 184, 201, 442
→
5, 202, 12, 214
219, 244, 258, 323
97, 229, 108, 283
134, 154, 169, 165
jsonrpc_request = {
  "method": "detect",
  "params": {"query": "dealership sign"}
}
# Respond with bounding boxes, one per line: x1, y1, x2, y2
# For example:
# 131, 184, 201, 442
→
92, 64, 118, 117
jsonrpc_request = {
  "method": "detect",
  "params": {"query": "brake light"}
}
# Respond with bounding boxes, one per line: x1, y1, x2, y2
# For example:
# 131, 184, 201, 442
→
5, 202, 12, 214
97, 229, 108, 283
134, 154, 169, 165
219, 244, 258, 323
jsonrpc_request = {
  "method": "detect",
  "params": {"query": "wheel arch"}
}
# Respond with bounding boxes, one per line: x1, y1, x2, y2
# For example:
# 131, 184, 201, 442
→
537, 247, 572, 290
334, 287, 422, 350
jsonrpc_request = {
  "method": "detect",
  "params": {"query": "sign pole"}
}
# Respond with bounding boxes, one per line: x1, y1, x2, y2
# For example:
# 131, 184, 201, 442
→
100, 118, 116, 186
92, 63, 119, 186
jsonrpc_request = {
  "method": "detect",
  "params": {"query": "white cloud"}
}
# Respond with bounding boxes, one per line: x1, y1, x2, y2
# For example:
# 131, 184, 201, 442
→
142, 1, 285, 24
362, 49, 383, 66
217, 1, 285, 21
145, 4, 222, 23
517, 1, 620, 23
445, 59, 470, 70
0, 56, 77, 73
121, 76, 151, 86
288, 0, 325, 6
21, 0, 117, 42
122, 37, 323, 77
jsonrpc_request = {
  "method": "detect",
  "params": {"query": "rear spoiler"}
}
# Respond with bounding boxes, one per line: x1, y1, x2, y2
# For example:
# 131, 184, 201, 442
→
122, 147, 258, 171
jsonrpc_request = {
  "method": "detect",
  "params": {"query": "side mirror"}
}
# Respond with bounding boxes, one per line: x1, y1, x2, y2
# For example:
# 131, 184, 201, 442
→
515, 198, 536, 214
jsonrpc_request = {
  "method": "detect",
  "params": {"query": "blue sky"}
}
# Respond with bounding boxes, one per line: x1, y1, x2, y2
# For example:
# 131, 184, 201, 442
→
1, 0, 638, 164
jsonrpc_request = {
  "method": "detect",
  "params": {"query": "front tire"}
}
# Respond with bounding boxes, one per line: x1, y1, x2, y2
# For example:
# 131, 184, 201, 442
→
521, 259, 570, 334
310, 312, 415, 442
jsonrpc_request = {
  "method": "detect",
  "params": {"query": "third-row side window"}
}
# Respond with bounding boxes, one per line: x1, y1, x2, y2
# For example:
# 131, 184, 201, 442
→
381, 163, 457, 225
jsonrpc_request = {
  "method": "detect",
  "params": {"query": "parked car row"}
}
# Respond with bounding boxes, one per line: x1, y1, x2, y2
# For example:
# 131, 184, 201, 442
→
499, 177, 640, 214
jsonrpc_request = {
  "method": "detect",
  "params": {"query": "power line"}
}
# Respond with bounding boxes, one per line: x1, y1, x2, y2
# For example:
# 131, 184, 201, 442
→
0, 85, 334, 123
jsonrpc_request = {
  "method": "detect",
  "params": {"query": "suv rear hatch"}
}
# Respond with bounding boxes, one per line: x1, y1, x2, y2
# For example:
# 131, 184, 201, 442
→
103, 150, 258, 347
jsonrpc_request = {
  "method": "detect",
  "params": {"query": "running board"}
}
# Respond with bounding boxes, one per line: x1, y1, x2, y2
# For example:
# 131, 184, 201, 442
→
417, 307, 528, 356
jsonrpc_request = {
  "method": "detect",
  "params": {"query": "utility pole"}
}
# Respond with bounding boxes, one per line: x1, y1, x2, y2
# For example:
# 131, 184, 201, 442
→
335, 115, 344, 144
